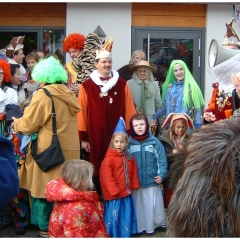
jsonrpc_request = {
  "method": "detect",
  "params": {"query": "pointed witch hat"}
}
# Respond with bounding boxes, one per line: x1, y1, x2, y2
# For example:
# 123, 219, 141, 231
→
113, 117, 127, 134
222, 17, 240, 47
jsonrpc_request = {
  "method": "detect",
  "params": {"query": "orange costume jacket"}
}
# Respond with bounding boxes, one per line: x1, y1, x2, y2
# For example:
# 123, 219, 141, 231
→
204, 82, 233, 122
77, 71, 136, 176
99, 149, 140, 201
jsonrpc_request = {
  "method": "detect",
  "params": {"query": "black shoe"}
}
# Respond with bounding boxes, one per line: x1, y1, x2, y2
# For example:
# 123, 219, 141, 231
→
15, 227, 26, 235
158, 226, 167, 232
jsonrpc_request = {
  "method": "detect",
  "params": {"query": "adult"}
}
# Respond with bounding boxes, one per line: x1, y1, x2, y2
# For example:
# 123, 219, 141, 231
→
72, 33, 105, 84
77, 36, 136, 194
5, 36, 26, 76
203, 18, 240, 123
23, 52, 40, 98
0, 60, 18, 135
167, 118, 240, 237
152, 59, 205, 130
32, 49, 45, 60
117, 50, 146, 81
11, 56, 80, 238
63, 33, 85, 96
0, 135, 19, 209
128, 60, 161, 124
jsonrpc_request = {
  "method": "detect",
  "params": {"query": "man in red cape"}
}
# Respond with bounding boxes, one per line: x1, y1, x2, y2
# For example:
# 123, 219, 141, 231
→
77, 36, 136, 194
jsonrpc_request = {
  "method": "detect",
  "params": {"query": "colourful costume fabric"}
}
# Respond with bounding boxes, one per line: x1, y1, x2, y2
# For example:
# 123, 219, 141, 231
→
204, 82, 238, 122
152, 80, 202, 128
46, 178, 107, 238
77, 70, 136, 176
100, 148, 140, 237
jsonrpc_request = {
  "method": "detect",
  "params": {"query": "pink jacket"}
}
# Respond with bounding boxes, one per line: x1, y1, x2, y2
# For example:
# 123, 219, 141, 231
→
45, 178, 107, 238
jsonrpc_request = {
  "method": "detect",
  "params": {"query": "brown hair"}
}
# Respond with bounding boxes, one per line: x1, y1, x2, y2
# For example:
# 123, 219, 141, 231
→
167, 119, 240, 237
109, 132, 128, 149
25, 52, 40, 63
60, 160, 94, 192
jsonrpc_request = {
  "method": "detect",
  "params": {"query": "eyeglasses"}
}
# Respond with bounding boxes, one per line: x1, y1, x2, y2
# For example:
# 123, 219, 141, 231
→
98, 60, 113, 64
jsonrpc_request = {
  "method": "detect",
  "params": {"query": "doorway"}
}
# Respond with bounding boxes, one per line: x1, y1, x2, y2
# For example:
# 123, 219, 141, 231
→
131, 26, 206, 95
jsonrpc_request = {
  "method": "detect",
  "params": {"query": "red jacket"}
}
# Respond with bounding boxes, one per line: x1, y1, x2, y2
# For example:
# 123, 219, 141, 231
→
99, 149, 140, 201
45, 178, 107, 238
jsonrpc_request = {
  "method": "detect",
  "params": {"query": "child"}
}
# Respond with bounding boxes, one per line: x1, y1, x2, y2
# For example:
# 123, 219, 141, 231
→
99, 117, 140, 238
128, 113, 168, 234
45, 160, 107, 238
159, 113, 194, 208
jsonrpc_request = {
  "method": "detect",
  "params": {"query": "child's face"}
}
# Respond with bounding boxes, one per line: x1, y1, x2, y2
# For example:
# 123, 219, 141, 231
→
132, 119, 146, 136
26, 58, 38, 72
173, 120, 186, 136
112, 134, 128, 153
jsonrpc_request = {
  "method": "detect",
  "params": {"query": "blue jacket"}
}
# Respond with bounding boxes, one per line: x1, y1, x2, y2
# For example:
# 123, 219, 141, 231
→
0, 135, 19, 209
128, 134, 168, 188
152, 80, 202, 129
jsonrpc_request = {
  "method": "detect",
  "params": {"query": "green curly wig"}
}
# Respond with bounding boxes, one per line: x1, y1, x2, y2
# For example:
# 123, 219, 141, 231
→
31, 56, 67, 84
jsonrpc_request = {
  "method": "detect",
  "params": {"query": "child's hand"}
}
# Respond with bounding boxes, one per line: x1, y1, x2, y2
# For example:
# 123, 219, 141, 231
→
154, 176, 163, 184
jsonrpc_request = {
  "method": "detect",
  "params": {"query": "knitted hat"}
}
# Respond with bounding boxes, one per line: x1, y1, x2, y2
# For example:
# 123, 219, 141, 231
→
222, 17, 240, 47
130, 113, 150, 139
4, 36, 25, 57
129, 60, 157, 72
96, 36, 114, 59
63, 33, 85, 53
162, 113, 194, 130
31, 56, 68, 84
114, 117, 127, 134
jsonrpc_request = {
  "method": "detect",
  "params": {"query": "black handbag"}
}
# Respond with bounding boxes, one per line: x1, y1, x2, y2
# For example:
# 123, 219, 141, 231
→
31, 88, 65, 172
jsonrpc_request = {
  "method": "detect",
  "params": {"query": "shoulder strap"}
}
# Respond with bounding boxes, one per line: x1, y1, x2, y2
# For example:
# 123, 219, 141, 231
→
42, 88, 57, 135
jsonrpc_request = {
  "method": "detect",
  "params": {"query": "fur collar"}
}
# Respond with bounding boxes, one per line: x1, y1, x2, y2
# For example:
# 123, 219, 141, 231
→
90, 70, 119, 93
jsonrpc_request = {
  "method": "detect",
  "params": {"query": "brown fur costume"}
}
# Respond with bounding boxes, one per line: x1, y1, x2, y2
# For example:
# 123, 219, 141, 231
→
72, 33, 105, 84
167, 119, 240, 237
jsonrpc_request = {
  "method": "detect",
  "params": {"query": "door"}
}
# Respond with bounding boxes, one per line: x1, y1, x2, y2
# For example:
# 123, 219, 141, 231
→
132, 27, 206, 95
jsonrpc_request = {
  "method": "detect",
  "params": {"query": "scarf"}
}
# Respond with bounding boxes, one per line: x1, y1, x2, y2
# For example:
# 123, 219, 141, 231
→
138, 78, 153, 114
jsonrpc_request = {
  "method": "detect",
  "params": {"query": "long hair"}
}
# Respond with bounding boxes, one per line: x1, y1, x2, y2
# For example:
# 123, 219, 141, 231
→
161, 59, 204, 109
167, 119, 240, 237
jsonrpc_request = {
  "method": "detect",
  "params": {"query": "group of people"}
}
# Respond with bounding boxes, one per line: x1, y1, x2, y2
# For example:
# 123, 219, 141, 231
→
0, 23, 240, 238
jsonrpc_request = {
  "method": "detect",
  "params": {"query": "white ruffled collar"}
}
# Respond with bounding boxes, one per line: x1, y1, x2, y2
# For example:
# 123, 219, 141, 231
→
90, 70, 119, 93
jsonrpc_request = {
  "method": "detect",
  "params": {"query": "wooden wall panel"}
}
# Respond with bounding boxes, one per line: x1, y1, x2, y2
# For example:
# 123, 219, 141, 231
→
0, 3, 66, 26
132, 3, 206, 28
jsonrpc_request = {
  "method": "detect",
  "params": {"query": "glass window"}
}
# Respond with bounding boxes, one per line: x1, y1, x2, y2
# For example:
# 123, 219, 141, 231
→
43, 29, 65, 64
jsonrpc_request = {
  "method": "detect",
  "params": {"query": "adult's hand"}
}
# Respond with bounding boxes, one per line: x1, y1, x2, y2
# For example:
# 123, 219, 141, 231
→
231, 74, 240, 94
69, 84, 80, 94
10, 116, 17, 129
203, 112, 215, 122
81, 141, 90, 153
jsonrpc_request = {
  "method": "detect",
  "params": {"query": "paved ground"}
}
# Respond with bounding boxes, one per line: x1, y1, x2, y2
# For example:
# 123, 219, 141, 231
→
0, 223, 168, 238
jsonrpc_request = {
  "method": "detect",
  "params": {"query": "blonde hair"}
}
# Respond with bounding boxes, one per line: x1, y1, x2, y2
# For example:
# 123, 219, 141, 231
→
132, 67, 155, 81
109, 132, 129, 149
129, 50, 146, 65
60, 160, 94, 192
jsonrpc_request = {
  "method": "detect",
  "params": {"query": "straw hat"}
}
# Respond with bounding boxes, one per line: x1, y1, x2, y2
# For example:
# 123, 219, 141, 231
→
129, 60, 157, 72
